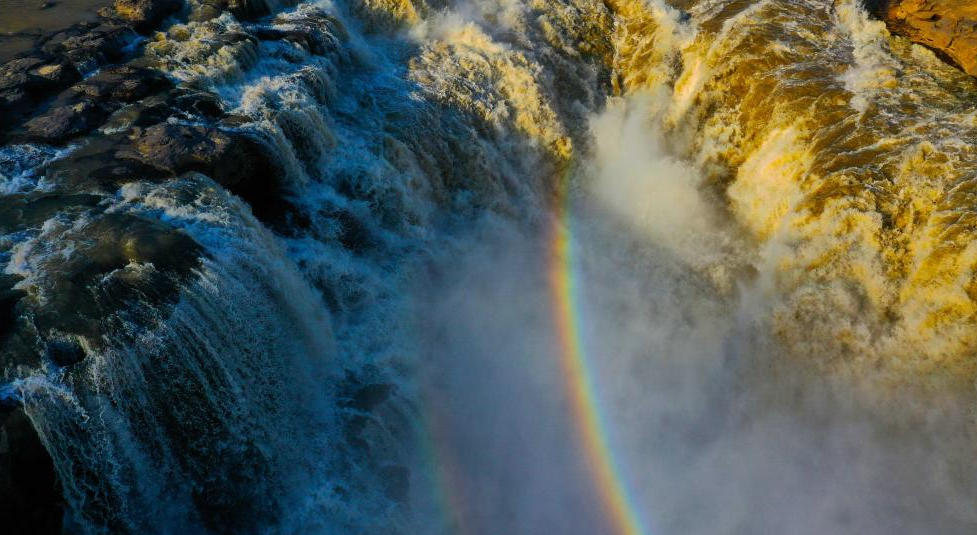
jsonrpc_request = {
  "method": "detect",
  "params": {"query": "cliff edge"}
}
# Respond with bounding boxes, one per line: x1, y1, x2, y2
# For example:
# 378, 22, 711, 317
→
867, 0, 977, 76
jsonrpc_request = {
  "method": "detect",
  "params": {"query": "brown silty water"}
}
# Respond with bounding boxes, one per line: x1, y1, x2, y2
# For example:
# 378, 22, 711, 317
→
602, 0, 977, 395
0, 0, 110, 60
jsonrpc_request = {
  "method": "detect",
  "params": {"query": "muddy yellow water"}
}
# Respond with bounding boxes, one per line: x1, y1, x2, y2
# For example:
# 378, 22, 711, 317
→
0, 0, 108, 33
592, 0, 977, 394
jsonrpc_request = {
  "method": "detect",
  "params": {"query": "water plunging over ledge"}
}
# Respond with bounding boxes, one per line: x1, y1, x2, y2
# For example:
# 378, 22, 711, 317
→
2, 1, 977, 533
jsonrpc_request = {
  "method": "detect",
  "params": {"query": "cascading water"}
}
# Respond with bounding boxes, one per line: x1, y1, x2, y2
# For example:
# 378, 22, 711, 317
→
2, 0, 977, 534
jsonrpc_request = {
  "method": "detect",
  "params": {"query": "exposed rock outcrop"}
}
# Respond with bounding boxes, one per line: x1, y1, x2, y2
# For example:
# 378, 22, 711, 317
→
186, 0, 299, 22
867, 0, 977, 76
39, 22, 138, 73
113, 0, 183, 33
0, 24, 144, 142
0, 56, 81, 135
0, 6, 188, 534
20, 65, 172, 143
120, 123, 289, 220
0, 2, 326, 530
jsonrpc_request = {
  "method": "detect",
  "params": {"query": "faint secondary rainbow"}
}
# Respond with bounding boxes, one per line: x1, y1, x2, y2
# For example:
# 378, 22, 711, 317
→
417, 400, 477, 535
548, 165, 649, 535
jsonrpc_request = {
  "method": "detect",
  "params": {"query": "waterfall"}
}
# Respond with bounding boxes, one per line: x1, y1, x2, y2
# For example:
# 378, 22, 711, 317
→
2, 1, 977, 534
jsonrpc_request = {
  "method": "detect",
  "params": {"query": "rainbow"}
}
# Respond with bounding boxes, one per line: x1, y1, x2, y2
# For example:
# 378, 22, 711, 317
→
418, 164, 650, 535
418, 402, 477, 535
547, 169, 650, 535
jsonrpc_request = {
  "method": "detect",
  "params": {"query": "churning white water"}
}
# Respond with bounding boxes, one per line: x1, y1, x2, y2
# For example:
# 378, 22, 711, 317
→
3, 0, 977, 534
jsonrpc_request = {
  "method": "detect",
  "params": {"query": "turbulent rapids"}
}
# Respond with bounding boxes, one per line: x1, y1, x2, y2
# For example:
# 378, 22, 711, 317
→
2, 0, 977, 533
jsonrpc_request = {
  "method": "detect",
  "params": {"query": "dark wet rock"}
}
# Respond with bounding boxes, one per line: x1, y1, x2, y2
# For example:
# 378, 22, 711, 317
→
24, 101, 101, 142
0, 25, 155, 142
0, 0, 182, 139
78, 64, 172, 102
121, 123, 289, 220
0, 192, 202, 370
0, 57, 56, 91
29, 60, 78, 87
102, 97, 180, 131
251, 26, 288, 41
188, 1, 222, 22
0, 193, 103, 235
269, 9, 348, 57
190, 0, 296, 22
0, 194, 102, 373
113, 0, 183, 33
0, 194, 200, 377
0, 55, 81, 132
867, 0, 977, 76
99, 87, 224, 133
45, 337, 86, 367
171, 88, 225, 118
18, 65, 171, 143
0, 89, 32, 125
254, 25, 336, 57
27, 213, 203, 343
123, 123, 232, 172
31, 117, 290, 219
41, 132, 169, 190
40, 23, 138, 73
86, 157, 173, 184
126, 124, 241, 173
0, 407, 63, 535
218, 29, 261, 51
218, 113, 256, 127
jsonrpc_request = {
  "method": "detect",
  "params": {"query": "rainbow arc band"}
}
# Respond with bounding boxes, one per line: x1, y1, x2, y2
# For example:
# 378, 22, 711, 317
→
548, 171, 648, 535
419, 166, 648, 535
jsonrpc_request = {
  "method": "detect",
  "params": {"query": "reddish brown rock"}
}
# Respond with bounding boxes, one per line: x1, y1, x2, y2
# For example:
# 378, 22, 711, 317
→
871, 0, 977, 76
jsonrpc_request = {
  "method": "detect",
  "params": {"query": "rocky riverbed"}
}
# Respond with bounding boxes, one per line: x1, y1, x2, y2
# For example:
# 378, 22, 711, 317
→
0, 0, 305, 531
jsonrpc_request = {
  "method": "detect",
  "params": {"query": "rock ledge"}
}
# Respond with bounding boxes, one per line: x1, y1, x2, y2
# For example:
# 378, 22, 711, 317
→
867, 0, 977, 77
